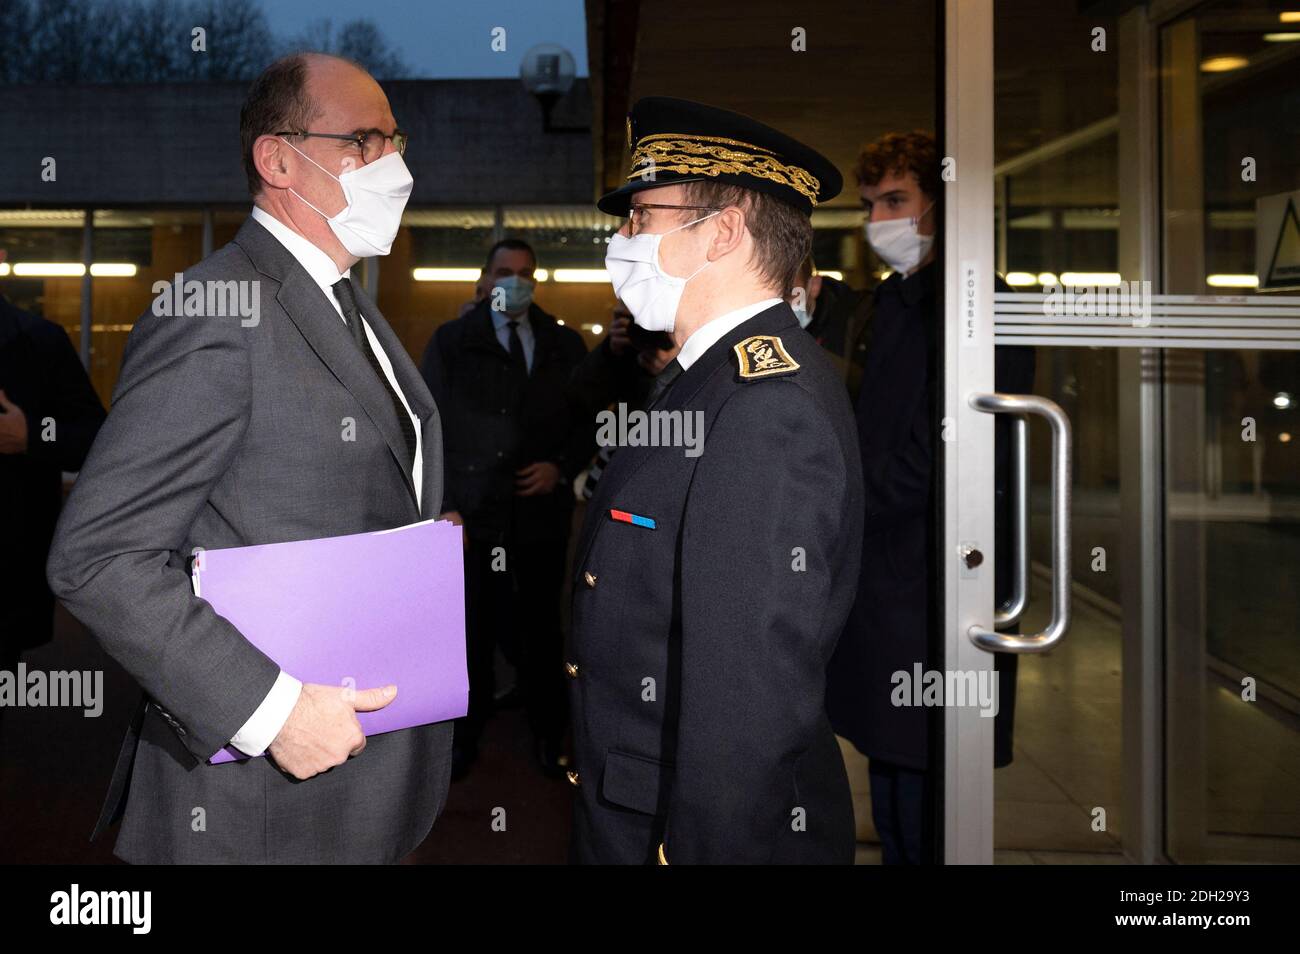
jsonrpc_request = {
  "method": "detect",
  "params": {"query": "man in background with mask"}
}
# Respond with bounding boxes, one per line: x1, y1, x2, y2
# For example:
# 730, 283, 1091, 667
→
567, 97, 863, 864
0, 246, 105, 731
788, 253, 872, 396
420, 238, 589, 780
570, 299, 680, 503
47, 53, 456, 864
825, 130, 1035, 864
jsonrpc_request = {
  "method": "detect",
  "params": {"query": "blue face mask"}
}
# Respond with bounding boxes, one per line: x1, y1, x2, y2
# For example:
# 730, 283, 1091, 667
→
493, 274, 535, 314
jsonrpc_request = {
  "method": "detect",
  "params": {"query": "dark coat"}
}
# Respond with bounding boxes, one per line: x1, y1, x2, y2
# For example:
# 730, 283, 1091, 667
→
420, 300, 589, 544
570, 335, 657, 416
567, 303, 864, 864
805, 276, 873, 401
825, 263, 1035, 771
0, 294, 104, 653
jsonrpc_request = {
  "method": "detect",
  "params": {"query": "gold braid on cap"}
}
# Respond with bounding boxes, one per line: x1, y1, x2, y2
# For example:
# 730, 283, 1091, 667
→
627, 133, 821, 205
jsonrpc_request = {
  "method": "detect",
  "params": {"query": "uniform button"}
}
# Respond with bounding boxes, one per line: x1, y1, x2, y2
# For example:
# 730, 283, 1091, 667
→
497, 451, 505, 459
583, 571, 597, 588
566, 770, 581, 787
500, 407, 507, 414
564, 662, 579, 679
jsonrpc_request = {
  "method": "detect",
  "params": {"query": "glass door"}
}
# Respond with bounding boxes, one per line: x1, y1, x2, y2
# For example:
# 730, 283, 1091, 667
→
1158, 0, 1300, 864
940, 0, 1300, 864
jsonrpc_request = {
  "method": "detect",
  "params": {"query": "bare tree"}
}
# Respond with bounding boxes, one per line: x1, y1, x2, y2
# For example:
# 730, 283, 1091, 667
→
336, 20, 409, 79
285, 16, 409, 79
188, 0, 274, 80
95, 0, 186, 82
26, 0, 99, 82
1, 0, 407, 83
0, 0, 36, 84
286, 17, 336, 58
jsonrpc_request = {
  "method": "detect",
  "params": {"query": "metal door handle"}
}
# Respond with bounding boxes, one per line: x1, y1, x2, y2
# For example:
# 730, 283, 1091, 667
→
994, 414, 1028, 628
967, 393, 1072, 653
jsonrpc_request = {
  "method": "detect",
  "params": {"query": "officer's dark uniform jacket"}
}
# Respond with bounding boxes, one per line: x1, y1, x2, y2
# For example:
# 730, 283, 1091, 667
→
420, 299, 589, 543
567, 302, 864, 864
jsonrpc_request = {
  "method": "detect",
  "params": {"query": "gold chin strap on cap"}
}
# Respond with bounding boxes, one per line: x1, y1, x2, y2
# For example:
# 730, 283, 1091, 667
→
628, 133, 821, 206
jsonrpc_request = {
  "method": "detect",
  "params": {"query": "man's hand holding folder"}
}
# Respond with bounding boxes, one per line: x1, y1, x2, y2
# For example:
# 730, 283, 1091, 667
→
269, 682, 398, 780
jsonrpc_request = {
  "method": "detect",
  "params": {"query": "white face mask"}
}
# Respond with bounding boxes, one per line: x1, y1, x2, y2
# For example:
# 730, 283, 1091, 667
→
864, 201, 935, 276
281, 138, 413, 258
604, 211, 720, 332
793, 305, 812, 328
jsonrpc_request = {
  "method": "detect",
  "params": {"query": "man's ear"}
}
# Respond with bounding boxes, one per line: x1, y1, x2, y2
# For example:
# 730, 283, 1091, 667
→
707, 206, 746, 261
809, 274, 823, 302
253, 135, 291, 191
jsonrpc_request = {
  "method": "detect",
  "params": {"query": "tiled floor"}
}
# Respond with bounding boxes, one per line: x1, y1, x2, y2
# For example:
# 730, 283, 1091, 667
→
993, 595, 1127, 857
843, 587, 1300, 864
5, 586, 1297, 864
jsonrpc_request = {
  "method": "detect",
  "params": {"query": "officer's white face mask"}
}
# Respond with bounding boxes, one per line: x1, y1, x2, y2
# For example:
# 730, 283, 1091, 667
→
864, 200, 935, 276
604, 211, 721, 332
281, 137, 413, 258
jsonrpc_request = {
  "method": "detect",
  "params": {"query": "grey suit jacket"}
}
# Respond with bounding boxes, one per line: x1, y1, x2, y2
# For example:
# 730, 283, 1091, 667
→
46, 217, 454, 863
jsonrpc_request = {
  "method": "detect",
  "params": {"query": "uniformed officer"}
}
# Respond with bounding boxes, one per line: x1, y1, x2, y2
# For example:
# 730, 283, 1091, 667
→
566, 97, 864, 864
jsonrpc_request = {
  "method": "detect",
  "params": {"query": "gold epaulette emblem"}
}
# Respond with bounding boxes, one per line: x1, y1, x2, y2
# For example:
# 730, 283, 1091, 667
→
734, 334, 800, 380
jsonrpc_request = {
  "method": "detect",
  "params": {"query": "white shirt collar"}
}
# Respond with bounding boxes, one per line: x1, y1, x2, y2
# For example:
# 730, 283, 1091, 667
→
676, 298, 782, 370
491, 308, 531, 331
251, 205, 351, 305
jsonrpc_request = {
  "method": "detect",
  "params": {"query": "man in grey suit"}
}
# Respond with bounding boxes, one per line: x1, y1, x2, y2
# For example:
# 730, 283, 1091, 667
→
46, 53, 458, 863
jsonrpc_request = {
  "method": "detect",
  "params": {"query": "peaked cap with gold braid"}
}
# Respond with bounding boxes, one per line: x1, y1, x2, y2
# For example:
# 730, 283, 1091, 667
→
596, 97, 842, 218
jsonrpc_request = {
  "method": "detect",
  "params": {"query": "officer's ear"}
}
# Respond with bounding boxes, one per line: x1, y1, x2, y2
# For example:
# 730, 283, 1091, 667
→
706, 205, 747, 262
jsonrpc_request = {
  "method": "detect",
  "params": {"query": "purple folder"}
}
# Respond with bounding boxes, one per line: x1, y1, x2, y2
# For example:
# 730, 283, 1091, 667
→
193, 518, 468, 764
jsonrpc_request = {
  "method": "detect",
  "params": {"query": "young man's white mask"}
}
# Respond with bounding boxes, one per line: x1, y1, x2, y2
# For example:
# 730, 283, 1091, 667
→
280, 137, 413, 258
604, 210, 721, 332
864, 200, 935, 276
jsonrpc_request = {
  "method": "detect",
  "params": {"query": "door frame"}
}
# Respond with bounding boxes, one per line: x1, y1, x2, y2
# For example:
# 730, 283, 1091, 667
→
939, 0, 998, 865
939, 0, 1206, 865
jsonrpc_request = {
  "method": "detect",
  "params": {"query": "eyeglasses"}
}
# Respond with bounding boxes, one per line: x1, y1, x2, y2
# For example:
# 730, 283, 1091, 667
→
627, 203, 722, 236
276, 128, 408, 163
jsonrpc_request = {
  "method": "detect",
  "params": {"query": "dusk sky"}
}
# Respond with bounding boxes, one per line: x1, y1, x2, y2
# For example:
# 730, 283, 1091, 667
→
262, 0, 590, 79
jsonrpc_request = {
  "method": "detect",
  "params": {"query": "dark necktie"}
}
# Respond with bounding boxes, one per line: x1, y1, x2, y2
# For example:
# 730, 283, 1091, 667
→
506, 319, 528, 379
332, 277, 417, 467
644, 358, 684, 409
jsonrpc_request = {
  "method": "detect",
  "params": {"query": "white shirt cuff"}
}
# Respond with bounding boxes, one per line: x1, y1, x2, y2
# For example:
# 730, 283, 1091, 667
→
228, 671, 303, 757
